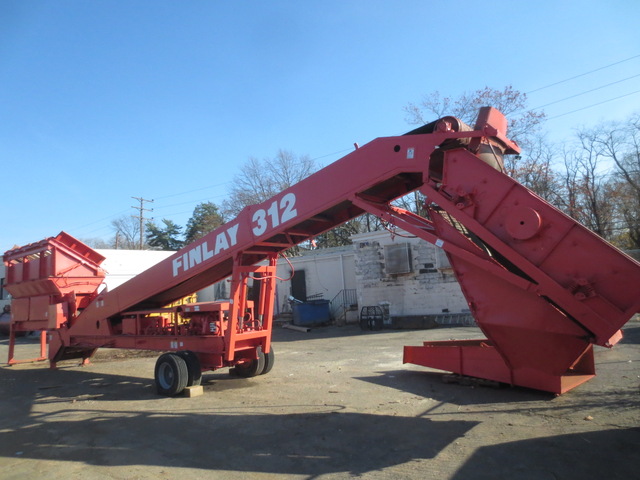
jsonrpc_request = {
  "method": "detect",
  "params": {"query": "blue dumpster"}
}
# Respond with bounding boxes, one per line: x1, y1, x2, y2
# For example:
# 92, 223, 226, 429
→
292, 300, 330, 326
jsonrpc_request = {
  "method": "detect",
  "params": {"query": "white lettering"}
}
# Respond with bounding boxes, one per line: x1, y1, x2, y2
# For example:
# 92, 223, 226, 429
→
202, 241, 214, 260
172, 257, 183, 276
252, 209, 267, 236
189, 245, 202, 268
280, 193, 297, 223
214, 231, 230, 254
251, 194, 298, 236
171, 223, 241, 277
227, 224, 239, 246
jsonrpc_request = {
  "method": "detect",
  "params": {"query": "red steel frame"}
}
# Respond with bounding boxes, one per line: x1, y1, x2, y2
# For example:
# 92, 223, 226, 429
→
45, 254, 279, 371
4, 107, 640, 394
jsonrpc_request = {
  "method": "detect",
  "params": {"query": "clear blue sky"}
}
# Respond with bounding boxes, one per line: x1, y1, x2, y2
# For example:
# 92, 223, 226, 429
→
2, 1, 639, 253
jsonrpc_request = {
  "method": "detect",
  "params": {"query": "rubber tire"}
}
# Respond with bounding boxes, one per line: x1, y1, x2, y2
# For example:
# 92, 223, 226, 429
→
177, 350, 202, 387
260, 347, 275, 375
233, 347, 265, 378
155, 353, 189, 396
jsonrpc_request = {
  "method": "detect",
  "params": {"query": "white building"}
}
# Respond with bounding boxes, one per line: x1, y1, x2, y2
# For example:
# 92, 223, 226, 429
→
95, 249, 175, 291
349, 230, 469, 326
0, 230, 470, 327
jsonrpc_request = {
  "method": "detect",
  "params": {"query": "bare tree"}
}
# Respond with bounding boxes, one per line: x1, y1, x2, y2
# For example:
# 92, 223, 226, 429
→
608, 178, 640, 248
79, 237, 112, 249
586, 113, 640, 247
404, 85, 546, 151
404, 86, 552, 199
220, 150, 319, 253
555, 131, 618, 241
222, 150, 317, 219
594, 113, 640, 186
111, 215, 143, 249
558, 146, 581, 221
510, 136, 563, 206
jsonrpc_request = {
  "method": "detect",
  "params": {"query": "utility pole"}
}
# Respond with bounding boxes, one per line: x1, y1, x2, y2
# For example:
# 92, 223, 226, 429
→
131, 196, 154, 249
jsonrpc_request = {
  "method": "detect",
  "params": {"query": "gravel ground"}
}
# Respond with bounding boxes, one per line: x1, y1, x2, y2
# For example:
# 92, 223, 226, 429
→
0, 321, 638, 480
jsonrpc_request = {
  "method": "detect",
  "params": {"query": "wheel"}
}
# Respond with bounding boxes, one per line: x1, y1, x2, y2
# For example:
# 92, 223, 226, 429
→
232, 347, 265, 378
177, 350, 202, 387
359, 317, 370, 330
155, 353, 189, 396
260, 346, 275, 375
371, 316, 383, 331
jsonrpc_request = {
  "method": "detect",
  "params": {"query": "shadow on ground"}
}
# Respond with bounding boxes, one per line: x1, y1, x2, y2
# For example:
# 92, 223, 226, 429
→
355, 368, 553, 405
0, 366, 476, 477
451, 427, 640, 480
619, 324, 640, 345
354, 367, 640, 417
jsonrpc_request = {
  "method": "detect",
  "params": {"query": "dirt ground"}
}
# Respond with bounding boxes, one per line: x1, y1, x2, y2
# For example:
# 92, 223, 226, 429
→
0, 321, 638, 480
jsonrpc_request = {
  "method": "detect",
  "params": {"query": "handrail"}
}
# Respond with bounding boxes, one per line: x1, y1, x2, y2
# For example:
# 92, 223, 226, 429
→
330, 289, 357, 321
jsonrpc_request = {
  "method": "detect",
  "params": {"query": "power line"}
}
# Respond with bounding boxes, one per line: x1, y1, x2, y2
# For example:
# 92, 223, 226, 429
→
148, 148, 351, 205
153, 193, 229, 212
75, 223, 117, 237
529, 73, 640, 111
526, 53, 640, 94
69, 208, 131, 234
311, 147, 352, 162
546, 89, 640, 120
153, 181, 232, 201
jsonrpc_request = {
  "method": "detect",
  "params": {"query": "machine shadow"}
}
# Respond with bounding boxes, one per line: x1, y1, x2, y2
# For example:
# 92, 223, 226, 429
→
0, 363, 158, 422
620, 324, 640, 345
0, 364, 480, 476
450, 427, 640, 480
354, 368, 640, 417
354, 369, 554, 407
0, 358, 275, 408
0, 386, 477, 476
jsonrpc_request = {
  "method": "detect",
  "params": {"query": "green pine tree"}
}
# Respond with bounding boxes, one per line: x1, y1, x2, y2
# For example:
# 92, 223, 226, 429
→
184, 202, 225, 244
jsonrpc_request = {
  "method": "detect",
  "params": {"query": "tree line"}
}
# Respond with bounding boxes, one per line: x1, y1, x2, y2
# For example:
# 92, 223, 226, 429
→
91, 87, 640, 252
